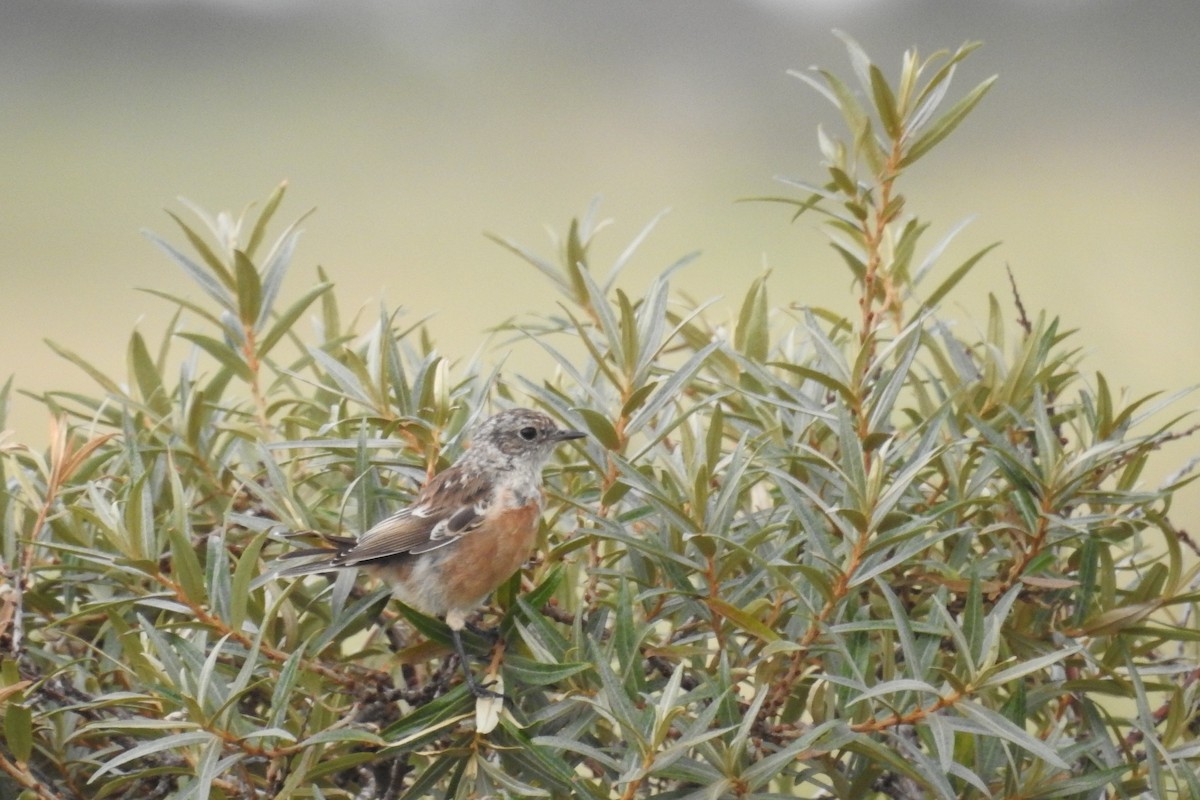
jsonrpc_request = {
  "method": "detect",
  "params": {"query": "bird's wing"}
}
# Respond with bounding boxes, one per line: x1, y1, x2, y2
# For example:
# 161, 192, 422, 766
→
334, 466, 493, 565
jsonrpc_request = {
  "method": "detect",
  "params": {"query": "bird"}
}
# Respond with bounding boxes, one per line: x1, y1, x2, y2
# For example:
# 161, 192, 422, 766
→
278, 407, 586, 697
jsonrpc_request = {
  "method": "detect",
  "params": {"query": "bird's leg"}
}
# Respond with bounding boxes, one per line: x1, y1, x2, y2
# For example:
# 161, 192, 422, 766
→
464, 618, 501, 644
385, 623, 408, 653
450, 627, 506, 700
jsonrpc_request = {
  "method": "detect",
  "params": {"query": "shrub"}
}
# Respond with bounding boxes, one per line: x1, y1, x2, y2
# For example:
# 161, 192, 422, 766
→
2, 35, 1198, 800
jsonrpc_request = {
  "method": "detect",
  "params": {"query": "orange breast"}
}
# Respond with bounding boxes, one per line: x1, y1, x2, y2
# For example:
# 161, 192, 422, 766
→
442, 501, 541, 614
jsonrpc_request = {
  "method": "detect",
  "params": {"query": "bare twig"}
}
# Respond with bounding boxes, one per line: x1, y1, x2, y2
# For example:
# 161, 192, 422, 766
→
1006, 263, 1032, 335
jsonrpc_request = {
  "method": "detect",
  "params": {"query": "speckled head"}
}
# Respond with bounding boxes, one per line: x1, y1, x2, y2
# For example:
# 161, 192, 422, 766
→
460, 408, 586, 471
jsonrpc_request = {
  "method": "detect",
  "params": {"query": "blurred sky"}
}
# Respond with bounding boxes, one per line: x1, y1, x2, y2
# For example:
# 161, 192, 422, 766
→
2, 1, 1199, 494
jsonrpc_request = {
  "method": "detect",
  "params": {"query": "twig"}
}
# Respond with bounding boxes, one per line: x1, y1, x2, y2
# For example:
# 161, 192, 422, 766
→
10, 418, 116, 656
1177, 527, 1200, 559
151, 571, 389, 688
0, 751, 66, 800
539, 602, 576, 626
1006, 264, 1032, 335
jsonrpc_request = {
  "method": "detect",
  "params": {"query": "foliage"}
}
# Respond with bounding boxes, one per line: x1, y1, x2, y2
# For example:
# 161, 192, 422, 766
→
2, 35, 1199, 800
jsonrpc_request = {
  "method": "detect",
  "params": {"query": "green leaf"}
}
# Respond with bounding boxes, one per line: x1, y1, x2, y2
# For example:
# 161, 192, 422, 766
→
502, 655, 591, 687
833, 29, 873, 89
919, 241, 1000, 312
869, 64, 902, 139
606, 207, 671, 293
911, 41, 984, 115
613, 577, 642, 695
950, 701, 1070, 768
122, 473, 153, 563
192, 737, 228, 800
532, 734, 620, 772
964, 571, 984, 669
143, 229, 235, 312
830, 240, 867, 283
564, 217, 590, 304
316, 264, 341, 342
626, 341, 721, 435
165, 209, 234, 289
229, 531, 268, 631
306, 346, 376, 407
4, 702, 32, 762
1079, 601, 1160, 636
380, 685, 473, 746
267, 647, 305, 731
707, 596, 780, 643
244, 180, 288, 259
512, 600, 573, 663
1022, 767, 1131, 799
257, 280, 332, 358
577, 409, 620, 450
175, 333, 253, 382
845, 678, 942, 707
205, 529, 233, 625
234, 249, 262, 327
165, 467, 206, 604
75, 718, 202, 735
865, 318, 923, 434
301, 728, 386, 747
391, 752, 462, 797
558, 305, 624, 395
127, 331, 169, 416
620, 381, 659, 420
475, 755, 552, 798
311, 586, 391, 654
617, 288, 639, 379
91, 731, 215, 782
900, 75, 997, 168
493, 719, 586, 792
768, 362, 854, 404
136, 287, 225, 329
302, 753, 382, 784
587, 638, 646, 748
818, 69, 869, 142
976, 647, 1079, 689
734, 274, 770, 361
486, 233, 571, 297
45, 339, 123, 396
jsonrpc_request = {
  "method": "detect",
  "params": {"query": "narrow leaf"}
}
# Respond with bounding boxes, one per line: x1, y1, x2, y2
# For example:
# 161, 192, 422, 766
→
176, 333, 253, 381
245, 181, 288, 259
234, 250, 262, 327
143, 230, 235, 312
127, 331, 169, 416
90, 731, 214, 782
899, 75, 997, 168
920, 241, 1000, 312
869, 64, 902, 139
165, 210, 234, 289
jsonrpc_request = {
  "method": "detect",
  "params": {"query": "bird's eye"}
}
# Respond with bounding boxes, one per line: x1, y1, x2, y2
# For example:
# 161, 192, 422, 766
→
518, 426, 538, 441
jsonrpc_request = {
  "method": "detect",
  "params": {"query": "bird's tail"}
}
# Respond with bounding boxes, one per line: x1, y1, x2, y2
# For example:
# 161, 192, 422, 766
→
275, 532, 359, 577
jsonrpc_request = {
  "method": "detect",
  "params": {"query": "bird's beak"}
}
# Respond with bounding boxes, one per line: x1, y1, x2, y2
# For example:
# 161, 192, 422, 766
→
554, 428, 587, 442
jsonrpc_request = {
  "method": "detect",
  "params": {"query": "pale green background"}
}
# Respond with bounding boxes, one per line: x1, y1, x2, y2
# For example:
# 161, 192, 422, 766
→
3, 1, 1198, 522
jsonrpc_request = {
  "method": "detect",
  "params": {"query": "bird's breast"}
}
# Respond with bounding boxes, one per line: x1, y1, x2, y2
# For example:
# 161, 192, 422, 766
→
440, 496, 542, 615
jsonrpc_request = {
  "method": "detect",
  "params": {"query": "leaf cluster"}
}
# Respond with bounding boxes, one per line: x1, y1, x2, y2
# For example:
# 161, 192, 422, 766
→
1, 36, 1198, 800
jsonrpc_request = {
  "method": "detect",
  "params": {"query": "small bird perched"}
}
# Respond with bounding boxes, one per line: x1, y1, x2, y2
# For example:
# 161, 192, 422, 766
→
279, 408, 586, 696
